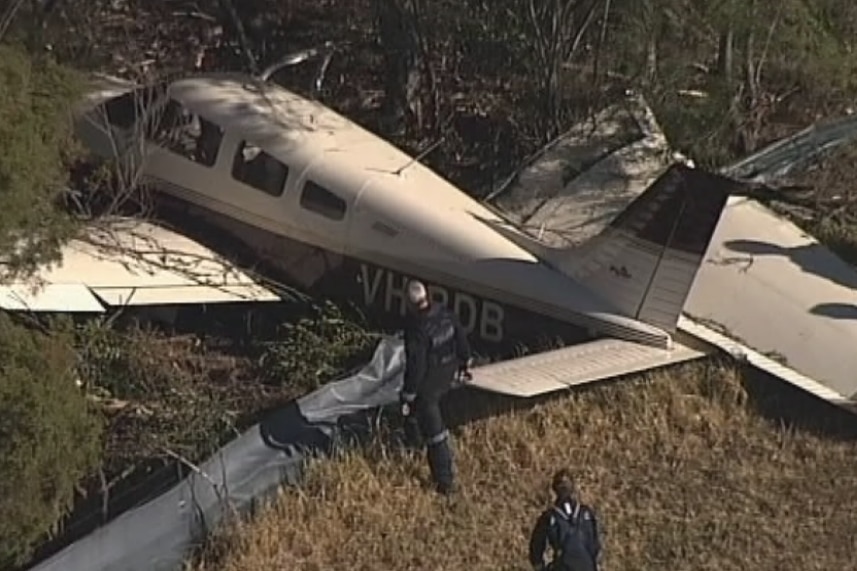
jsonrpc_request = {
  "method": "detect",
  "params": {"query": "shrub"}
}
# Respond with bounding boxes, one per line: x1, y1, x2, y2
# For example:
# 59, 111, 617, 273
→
0, 43, 84, 281
0, 314, 102, 567
256, 301, 378, 392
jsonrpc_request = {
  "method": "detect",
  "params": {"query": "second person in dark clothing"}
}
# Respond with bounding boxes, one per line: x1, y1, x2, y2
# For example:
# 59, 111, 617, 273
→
529, 469, 602, 571
400, 279, 472, 495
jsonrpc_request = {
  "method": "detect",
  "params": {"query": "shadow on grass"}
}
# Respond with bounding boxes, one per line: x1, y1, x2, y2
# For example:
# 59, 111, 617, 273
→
737, 363, 857, 441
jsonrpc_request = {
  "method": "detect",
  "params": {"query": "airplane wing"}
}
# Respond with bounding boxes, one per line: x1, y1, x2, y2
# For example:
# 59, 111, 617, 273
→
487, 91, 679, 249
0, 217, 281, 312
682, 196, 857, 411
468, 333, 710, 398
676, 112, 857, 415
678, 315, 857, 415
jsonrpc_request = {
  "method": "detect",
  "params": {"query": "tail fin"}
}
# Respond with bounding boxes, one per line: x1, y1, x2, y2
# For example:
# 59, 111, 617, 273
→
545, 163, 743, 333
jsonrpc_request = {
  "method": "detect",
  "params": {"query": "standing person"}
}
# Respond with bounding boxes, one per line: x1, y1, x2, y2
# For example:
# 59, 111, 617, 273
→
528, 469, 602, 571
399, 279, 472, 495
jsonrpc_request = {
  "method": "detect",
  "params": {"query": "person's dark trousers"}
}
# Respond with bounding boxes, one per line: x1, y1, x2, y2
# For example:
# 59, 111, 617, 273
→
547, 558, 598, 571
414, 395, 455, 493
403, 410, 423, 448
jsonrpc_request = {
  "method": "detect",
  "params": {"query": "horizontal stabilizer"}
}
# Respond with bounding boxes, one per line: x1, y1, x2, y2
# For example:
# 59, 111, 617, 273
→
468, 336, 710, 398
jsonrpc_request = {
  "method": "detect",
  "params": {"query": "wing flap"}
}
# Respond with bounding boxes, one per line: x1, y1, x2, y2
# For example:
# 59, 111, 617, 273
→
468, 336, 711, 398
91, 284, 279, 306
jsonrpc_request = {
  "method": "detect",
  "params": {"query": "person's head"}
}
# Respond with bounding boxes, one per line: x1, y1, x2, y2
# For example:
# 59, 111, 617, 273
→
551, 468, 577, 500
406, 279, 431, 313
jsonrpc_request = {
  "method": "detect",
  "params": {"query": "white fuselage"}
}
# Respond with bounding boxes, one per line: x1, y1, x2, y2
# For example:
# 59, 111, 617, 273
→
76, 74, 673, 350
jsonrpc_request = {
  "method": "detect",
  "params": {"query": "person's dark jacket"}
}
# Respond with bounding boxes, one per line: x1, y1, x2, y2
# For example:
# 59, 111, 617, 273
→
402, 303, 471, 400
528, 496, 601, 571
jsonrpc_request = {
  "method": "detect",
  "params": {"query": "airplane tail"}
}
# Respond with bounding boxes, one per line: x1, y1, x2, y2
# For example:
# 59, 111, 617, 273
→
544, 163, 743, 333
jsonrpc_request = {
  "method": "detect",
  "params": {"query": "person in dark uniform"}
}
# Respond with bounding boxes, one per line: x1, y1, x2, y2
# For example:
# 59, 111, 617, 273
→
399, 279, 472, 495
529, 469, 602, 571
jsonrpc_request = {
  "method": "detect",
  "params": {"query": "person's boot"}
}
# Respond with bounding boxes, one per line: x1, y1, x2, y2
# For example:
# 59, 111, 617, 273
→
427, 440, 456, 495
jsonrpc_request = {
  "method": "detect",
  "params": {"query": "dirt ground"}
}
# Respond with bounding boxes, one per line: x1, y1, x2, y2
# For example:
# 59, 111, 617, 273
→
186, 361, 857, 571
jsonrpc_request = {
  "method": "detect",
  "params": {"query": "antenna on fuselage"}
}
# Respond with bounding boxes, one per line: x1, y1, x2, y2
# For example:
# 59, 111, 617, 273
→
393, 136, 445, 176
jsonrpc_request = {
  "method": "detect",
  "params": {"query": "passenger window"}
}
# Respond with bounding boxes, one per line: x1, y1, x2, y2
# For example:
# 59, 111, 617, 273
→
231, 141, 289, 197
300, 180, 347, 221
153, 100, 224, 167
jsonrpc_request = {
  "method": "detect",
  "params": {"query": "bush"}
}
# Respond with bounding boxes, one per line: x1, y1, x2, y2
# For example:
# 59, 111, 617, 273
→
0, 314, 102, 567
256, 301, 378, 392
0, 43, 84, 281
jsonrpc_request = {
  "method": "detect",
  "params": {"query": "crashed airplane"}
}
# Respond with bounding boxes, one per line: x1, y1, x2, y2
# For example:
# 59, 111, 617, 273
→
4, 63, 857, 412
67, 71, 743, 380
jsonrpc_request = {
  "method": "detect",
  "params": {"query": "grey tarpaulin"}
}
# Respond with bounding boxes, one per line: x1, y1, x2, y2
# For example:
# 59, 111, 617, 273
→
296, 333, 405, 425
29, 335, 406, 571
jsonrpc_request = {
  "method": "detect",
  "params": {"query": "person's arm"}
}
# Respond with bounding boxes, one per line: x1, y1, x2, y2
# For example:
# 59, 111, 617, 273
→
452, 313, 472, 366
528, 511, 550, 570
402, 327, 427, 401
585, 506, 602, 562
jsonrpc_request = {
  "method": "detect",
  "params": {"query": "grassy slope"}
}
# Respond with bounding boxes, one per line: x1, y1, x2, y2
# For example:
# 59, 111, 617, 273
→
188, 362, 857, 571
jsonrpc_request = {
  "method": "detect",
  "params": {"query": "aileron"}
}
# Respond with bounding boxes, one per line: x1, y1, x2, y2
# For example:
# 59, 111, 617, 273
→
0, 218, 280, 312
0, 283, 105, 313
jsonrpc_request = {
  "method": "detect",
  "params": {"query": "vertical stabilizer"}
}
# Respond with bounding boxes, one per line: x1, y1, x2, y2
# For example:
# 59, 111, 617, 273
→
545, 163, 742, 332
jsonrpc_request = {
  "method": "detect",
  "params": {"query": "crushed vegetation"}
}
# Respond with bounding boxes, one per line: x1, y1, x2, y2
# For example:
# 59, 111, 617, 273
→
186, 362, 857, 571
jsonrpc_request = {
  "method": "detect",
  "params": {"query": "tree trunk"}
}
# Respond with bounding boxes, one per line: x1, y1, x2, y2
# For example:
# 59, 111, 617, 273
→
634, 0, 657, 87
741, 1, 759, 153
644, 34, 657, 84
717, 28, 734, 84
375, 0, 426, 137
744, 26, 757, 104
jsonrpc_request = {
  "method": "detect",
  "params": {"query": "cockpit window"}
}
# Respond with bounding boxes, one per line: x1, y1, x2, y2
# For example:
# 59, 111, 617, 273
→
100, 85, 223, 167
231, 140, 289, 197
102, 82, 169, 131
300, 180, 347, 221
154, 100, 224, 167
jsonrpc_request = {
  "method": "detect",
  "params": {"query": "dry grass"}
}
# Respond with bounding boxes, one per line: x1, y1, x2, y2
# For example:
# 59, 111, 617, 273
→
187, 361, 857, 571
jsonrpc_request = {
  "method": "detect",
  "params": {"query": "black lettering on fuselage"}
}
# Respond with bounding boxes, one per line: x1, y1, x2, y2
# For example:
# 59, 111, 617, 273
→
357, 264, 506, 344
